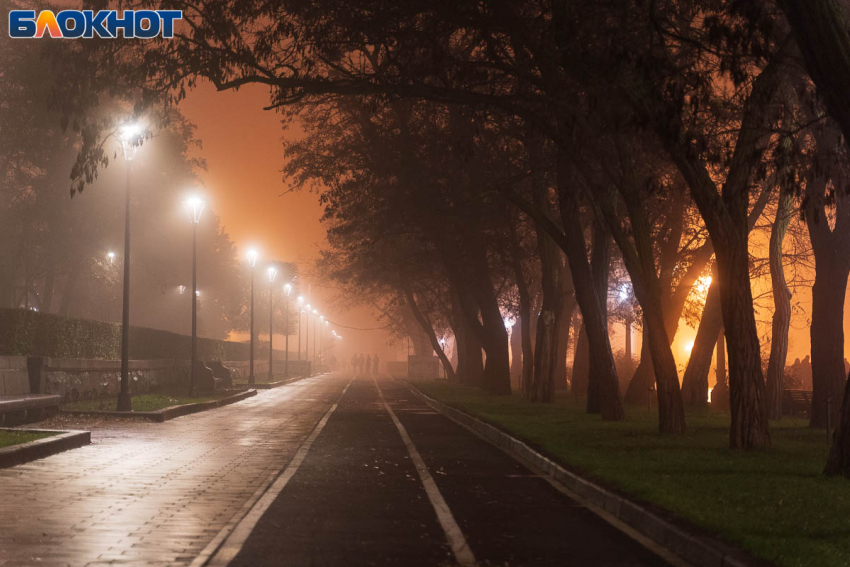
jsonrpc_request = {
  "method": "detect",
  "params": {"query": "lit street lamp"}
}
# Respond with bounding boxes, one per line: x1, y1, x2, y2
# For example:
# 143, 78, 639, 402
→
107, 251, 115, 265
247, 249, 258, 385
283, 283, 292, 377
117, 122, 142, 412
313, 310, 319, 369
184, 195, 205, 397
267, 266, 278, 382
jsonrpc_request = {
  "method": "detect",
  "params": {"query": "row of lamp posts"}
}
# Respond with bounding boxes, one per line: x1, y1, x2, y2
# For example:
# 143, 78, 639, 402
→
113, 120, 341, 409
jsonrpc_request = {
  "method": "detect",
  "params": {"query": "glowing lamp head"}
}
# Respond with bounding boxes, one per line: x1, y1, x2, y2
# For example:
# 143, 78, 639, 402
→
619, 284, 630, 301
184, 196, 205, 224
324, 320, 329, 327
297, 296, 304, 304
247, 249, 258, 267
284, 283, 293, 296
306, 303, 311, 311
107, 251, 115, 264
195, 290, 201, 298
267, 266, 278, 283
685, 341, 695, 353
312, 309, 318, 315
178, 285, 186, 295
119, 122, 142, 160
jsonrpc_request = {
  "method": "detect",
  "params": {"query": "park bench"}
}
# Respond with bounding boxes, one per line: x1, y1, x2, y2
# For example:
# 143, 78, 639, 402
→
782, 389, 812, 418
0, 394, 61, 426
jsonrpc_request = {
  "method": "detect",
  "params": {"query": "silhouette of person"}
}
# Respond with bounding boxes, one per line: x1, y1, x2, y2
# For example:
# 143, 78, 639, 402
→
373, 354, 379, 375
365, 354, 372, 376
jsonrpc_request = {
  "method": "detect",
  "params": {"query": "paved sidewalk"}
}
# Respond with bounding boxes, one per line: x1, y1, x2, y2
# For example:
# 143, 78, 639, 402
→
228, 376, 672, 566
0, 375, 349, 567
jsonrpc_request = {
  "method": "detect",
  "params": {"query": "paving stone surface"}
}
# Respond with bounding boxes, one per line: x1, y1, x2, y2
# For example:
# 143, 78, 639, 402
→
0, 375, 348, 567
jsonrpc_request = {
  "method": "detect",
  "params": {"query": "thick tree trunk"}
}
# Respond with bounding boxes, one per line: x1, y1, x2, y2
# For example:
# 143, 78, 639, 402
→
809, 267, 850, 428
571, 321, 589, 396
452, 290, 484, 387
766, 182, 793, 420
805, 174, 850, 428
681, 279, 723, 406
554, 294, 576, 391
825, 370, 850, 476
715, 236, 771, 448
624, 333, 653, 403
585, 218, 612, 414
558, 195, 623, 420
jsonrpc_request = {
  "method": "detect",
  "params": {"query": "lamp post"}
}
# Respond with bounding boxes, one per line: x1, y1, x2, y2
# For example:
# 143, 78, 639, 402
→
267, 266, 278, 381
297, 296, 304, 362
305, 303, 311, 374
117, 122, 141, 412
283, 283, 292, 377
247, 249, 258, 385
323, 319, 329, 371
107, 251, 115, 265
313, 309, 319, 369
184, 196, 205, 397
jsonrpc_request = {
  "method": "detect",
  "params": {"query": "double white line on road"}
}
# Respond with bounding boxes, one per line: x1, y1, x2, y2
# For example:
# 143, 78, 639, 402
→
374, 378, 478, 567
194, 378, 353, 567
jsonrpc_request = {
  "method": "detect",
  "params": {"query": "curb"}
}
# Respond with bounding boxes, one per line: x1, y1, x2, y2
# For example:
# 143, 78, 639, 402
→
402, 381, 771, 567
0, 428, 90, 469
61, 389, 257, 422
236, 374, 311, 390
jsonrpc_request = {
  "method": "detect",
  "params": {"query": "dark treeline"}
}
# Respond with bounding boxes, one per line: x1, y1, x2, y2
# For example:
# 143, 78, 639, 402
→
16, 0, 850, 474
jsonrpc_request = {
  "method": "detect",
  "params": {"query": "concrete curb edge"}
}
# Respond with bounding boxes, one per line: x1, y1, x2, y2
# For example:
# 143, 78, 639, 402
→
61, 389, 258, 422
0, 428, 90, 469
402, 380, 769, 567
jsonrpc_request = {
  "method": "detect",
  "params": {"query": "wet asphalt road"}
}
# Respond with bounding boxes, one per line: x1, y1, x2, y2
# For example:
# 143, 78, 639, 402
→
229, 375, 672, 567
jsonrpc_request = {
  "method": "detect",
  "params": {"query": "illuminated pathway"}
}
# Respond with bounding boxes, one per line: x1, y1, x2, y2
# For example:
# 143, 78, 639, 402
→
0, 376, 347, 567
0, 375, 677, 566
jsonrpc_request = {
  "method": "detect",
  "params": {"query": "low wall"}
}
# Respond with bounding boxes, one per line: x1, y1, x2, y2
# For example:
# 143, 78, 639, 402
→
33, 358, 191, 403
0, 356, 30, 395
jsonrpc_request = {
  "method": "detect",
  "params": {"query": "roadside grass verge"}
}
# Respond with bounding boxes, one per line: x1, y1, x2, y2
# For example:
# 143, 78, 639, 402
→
62, 393, 221, 413
233, 373, 299, 385
0, 430, 55, 449
411, 379, 850, 567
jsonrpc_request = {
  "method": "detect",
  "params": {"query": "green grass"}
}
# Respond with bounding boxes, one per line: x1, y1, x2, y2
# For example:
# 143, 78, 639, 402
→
0, 430, 55, 449
62, 393, 220, 413
411, 379, 850, 567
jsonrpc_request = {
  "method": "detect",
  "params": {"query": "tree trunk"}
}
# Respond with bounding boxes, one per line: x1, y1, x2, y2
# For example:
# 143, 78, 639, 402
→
571, 321, 589, 396
681, 279, 723, 406
402, 286, 456, 382
586, 217, 612, 414
766, 181, 793, 420
509, 212, 535, 395
624, 332, 654, 403
510, 320, 523, 389
554, 293, 576, 391
451, 287, 483, 386
715, 235, 771, 448
805, 174, 850, 428
555, 175, 624, 419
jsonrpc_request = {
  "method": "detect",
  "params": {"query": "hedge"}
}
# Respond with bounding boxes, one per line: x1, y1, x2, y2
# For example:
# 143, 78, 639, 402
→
0, 308, 252, 361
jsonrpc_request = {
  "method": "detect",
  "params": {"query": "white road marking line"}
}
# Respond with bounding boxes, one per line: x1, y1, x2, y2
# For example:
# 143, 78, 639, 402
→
374, 378, 478, 567
196, 378, 353, 567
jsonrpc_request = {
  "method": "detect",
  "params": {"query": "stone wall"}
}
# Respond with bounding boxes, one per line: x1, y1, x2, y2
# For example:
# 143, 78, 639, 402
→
32, 358, 192, 403
0, 356, 30, 395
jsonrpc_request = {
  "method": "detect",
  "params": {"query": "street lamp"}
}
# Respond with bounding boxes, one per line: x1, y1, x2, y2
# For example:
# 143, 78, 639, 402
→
107, 251, 115, 265
283, 283, 292, 377
267, 266, 278, 381
313, 310, 319, 369
184, 195, 205, 397
247, 249, 259, 385
297, 296, 304, 362
305, 303, 311, 373
117, 121, 142, 412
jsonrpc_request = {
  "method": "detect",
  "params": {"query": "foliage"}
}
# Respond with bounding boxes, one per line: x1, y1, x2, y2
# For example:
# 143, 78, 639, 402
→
0, 308, 250, 361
